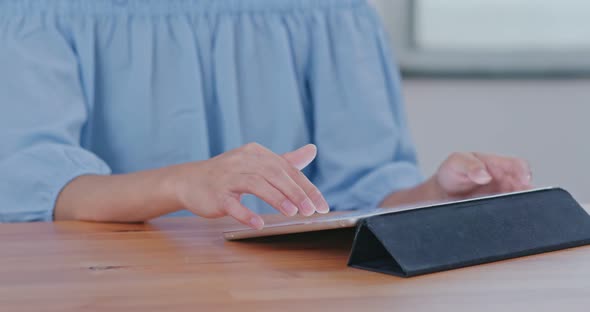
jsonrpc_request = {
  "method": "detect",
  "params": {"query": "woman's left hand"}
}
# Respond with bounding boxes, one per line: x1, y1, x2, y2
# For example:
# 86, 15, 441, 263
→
433, 152, 533, 199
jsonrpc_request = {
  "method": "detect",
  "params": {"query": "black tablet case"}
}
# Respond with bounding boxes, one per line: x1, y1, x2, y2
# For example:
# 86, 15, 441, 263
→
348, 188, 590, 277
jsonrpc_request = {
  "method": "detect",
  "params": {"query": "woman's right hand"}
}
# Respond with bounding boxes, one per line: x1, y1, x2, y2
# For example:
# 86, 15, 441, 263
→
166, 143, 329, 230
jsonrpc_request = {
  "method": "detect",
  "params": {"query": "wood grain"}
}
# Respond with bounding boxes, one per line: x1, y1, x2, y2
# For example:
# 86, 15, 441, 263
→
1, 213, 590, 312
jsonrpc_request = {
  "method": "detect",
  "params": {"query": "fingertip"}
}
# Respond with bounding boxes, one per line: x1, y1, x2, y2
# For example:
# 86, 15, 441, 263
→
316, 198, 330, 214
304, 143, 317, 153
519, 175, 533, 191
249, 216, 265, 230
523, 167, 533, 186
310, 189, 330, 214
316, 203, 330, 214
283, 144, 317, 170
300, 198, 316, 216
317, 207, 330, 214
468, 168, 493, 185
520, 173, 532, 186
302, 144, 318, 164
280, 200, 299, 217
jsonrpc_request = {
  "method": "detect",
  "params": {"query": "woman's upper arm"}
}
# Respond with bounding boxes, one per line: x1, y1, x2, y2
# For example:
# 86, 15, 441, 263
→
0, 16, 110, 222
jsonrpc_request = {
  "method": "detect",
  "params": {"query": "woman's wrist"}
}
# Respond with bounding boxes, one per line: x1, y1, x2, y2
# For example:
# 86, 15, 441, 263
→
55, 167, 185, 222
157, 165, 189, 214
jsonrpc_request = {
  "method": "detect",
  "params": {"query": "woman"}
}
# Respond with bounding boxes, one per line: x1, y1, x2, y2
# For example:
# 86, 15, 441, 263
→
0, 0, 531, 229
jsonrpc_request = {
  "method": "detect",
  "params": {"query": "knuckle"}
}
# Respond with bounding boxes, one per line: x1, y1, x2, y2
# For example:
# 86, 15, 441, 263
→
308, 184, 321, 198
495, 157, 515, 171
505, 156, 518, 165
226, 153, 244, 168
243, 142, 268, 161
241, 174, 263, 189
220, 195, 235, 215
271, 196, 288, 210
448, 152, 464, 162
238, 143, 255, 156
244, 142, 256, 148
291, 188, 309, 204
244, 142, 261, 153
264, 164, 285, 180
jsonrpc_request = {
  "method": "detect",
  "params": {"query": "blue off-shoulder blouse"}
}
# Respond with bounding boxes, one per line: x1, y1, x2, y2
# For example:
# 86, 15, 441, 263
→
0, 0, 423, 222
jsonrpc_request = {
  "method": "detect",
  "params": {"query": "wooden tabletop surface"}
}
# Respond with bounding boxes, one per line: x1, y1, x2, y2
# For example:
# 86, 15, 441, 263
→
2, 213, 590, 312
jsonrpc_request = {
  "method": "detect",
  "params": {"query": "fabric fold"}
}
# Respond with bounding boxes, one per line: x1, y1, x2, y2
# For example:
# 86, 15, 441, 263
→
0, 0, 423, 221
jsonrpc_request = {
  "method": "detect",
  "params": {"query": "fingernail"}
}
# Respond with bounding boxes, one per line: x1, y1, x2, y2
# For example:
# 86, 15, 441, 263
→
249, 216, 264, 230
300, 198, 316, 216
314, 192, 330, 214
317, 199, 330, 214
281, 200, 298, 216
470, 169, 492, 184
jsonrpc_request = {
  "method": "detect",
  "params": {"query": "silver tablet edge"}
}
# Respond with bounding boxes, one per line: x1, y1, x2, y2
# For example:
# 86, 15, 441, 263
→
223, 186, 558, 241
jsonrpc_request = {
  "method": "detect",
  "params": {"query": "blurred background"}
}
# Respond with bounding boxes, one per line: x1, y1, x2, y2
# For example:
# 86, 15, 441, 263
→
370, 0, 590, 202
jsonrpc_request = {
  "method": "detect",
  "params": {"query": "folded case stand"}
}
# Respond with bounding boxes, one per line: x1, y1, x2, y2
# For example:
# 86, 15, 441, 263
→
348, 188, 590, 277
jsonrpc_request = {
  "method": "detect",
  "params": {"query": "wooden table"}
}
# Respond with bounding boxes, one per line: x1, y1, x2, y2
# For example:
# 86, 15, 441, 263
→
1, 214, 590, 312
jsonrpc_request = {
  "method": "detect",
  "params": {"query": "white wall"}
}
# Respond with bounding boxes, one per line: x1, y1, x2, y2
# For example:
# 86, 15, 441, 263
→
403, 79, 590, 203
369, 0, 590, 202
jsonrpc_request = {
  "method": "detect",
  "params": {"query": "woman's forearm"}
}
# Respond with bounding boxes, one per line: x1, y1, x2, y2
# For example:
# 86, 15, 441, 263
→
54, 144, 328, 227
54, 167, 181, 223
57, 168, 442, 223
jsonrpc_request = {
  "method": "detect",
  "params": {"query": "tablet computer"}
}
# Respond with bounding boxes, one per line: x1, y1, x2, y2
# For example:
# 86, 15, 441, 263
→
223, 187, 556, 240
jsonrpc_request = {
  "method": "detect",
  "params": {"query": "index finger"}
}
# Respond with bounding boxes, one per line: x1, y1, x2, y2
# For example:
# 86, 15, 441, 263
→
473, 153, 532, 189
